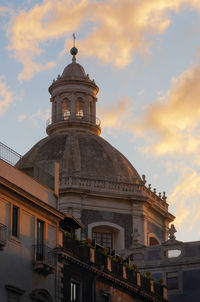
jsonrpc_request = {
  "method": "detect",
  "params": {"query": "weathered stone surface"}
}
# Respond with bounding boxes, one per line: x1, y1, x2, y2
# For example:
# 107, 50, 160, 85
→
17, 131, 141, 183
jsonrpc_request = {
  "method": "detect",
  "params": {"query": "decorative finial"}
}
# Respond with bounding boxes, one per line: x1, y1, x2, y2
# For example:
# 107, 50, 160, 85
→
142, 174, 146, 184
70, 33, 78, 62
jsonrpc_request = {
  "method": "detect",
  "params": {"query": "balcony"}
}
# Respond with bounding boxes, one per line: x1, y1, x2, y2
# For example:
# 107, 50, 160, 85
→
46, 113, 101, 135
33, 245, 56, 275
0, 141, 21, 166
0, 223, 6, 250
46, 113, 101, 127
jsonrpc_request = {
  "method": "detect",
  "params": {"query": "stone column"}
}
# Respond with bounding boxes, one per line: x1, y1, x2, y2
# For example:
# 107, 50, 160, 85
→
71, 93, 76, 118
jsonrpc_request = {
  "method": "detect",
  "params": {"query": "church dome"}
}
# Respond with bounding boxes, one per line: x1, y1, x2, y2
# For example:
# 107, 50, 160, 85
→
16, 46, 141, 185
61, 62, 87, 79
16, 131, 141, 183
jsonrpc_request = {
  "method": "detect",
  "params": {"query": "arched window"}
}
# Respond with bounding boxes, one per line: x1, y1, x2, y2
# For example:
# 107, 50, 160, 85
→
149, 236, 160, 246
89, 100, 93, 121
92, 227, 113, 248
30, 289, 53, 302
62, 99, 70, 120
76, 98, 84, 118
54, 101, 57, 122
88, 222, 125, 249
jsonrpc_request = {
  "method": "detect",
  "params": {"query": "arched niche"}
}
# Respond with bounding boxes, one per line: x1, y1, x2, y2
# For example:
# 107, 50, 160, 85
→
30, 289, 53, 302
76, 97, 84, 118
62, 98, 71, 120
148, 233, 161, 246
88, 221, 125, 249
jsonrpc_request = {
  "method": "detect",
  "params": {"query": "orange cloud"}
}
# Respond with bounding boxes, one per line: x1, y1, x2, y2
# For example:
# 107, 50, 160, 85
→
169, 168, 200, 235
0, 76, 14, 115
136, 64, 200, 155
6, 0, 200, 80
99, 97, 133, 130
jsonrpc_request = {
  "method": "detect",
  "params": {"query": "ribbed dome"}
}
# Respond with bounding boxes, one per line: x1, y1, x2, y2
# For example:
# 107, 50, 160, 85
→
16, 131, 141, 184
61, 62, 86, 79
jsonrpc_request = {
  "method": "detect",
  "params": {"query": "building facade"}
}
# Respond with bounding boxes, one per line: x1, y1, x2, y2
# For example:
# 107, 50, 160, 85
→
16, 46, 174, 256
0, 155, 168, 302
2, 44, 199, 301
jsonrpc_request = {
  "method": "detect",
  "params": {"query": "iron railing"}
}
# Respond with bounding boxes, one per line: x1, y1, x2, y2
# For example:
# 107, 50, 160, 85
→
0, 223, 7, 248
33, 244, 56, 268
0, 142, 21, 166
46, 113, 101, 127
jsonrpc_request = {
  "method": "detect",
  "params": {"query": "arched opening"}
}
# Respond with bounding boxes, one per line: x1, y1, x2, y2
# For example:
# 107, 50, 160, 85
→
88, 222, 125, 249
30, 289, 53, 302
92, 225, 113, 248
149, 236, 160, 246
62, 99, 70, 120
76, 98, 84, 119
53, 101, 57, 122
89, 100, 93, 121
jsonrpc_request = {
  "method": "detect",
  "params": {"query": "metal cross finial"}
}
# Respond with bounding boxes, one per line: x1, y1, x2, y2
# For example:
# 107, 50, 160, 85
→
72, 33, 76, 47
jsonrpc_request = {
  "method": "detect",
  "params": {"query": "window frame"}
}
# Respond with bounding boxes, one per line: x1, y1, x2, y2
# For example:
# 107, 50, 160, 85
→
70, 280, 81, 302
92, 231, 113, 249
11, 204, 20, 240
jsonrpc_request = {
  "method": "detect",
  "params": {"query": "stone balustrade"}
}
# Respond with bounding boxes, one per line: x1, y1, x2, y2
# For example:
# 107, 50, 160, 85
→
60, 176, 168, 211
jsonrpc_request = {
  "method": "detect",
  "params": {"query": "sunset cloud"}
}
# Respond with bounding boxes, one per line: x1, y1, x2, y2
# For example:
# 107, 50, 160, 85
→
6, 0, 200, 80
99, 97, 133, 131
136, 63, 200, 155
0, 76, 14, 115
30, 108, 50, 128
169, 168, 200, 234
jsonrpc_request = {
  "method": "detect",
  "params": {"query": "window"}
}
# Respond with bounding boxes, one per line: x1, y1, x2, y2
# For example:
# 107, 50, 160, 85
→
92, 231, 113, 248
166, 272, 179, 290
5, 284, 24, 302
76, 98, 84, 118
89, 100, 93, 120
149, 237, 159, 246
36, 219, 44, 261
12, 205, 19, 237
62, 99, 70, 120
70, 281, 80, 302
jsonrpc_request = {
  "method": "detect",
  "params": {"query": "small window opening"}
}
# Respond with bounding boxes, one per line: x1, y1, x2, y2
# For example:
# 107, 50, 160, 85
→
92, 231, 113, 249
70, 281, 80, 302
12, 205, 19, 237
76, 98, 84, 118
62, 99, 70, 120
149, 237, 159, 246
164, 249, 181, 258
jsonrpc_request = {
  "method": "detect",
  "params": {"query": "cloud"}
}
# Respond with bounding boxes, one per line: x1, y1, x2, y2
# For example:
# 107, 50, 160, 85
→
18, 114, 26, 121
136, 63, 200, 155
138, 88, 145, 96
30, 108, 50, 128
99, 97, 133, 131
0, 6, 13, 15
0, 76, 14, 115
6, 0, 200, 81
169, 168, 200, 236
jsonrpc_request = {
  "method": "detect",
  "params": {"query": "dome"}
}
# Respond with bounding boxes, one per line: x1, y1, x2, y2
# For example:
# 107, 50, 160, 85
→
61, 62, 87, 79
16, 131, 141, 184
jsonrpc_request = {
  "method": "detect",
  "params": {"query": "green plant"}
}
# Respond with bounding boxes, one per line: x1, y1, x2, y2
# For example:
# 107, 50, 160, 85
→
145, 271, 152, 278
131, 263, 138, 271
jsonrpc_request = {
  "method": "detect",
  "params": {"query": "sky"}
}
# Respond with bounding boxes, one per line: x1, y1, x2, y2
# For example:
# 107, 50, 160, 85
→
1, 0, 200, 242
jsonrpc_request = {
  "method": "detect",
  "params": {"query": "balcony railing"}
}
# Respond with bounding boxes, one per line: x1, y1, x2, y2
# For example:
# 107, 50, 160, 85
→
0, 223, 7, 249
0, 142, 21, 166
46, 113, 101, 128
62, 236, 168, 300
33, 244, 56, 275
